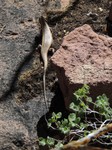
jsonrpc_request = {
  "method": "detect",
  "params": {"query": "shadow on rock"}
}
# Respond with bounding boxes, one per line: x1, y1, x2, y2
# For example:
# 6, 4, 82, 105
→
0, 34, 42, 101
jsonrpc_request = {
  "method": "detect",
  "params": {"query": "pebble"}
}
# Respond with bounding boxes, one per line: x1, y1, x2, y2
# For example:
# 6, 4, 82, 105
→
98, 7, 103, 12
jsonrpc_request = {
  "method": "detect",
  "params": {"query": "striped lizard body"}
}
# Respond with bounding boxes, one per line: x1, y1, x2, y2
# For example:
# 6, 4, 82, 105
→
39, 16, 53, 110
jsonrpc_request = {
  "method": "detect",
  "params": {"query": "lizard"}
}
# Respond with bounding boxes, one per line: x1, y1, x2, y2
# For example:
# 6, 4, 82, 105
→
39, 16, 53, 110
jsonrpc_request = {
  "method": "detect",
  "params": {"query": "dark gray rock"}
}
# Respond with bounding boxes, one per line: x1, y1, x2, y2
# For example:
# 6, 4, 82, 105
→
0, 0, 44, 98
0, 91, 54, 150
0, 98, 30, 150
0, 0, 54, 149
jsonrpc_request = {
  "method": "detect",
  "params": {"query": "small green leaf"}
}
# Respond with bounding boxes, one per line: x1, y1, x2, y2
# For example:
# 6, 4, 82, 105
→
62, 119, 68, 126
48, 112, 57, 123
76, 117, 81, 124
46, 136, 55, 146
87, 97, 92, 103
69, 121, 76, 127
56, 112, 62, 119
39, 137, 46, 146
79, 123, 87, 129
68, 113, 76, 122
55, 142, 63, 149
69, 102, 75, 110
52, 112, 56, 117
80, 102, 85, 107
60, 126, 70, 134
56, 121, 61, 127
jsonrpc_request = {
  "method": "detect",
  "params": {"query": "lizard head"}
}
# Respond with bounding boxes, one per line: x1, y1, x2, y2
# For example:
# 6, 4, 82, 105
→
39, 16, 47, 29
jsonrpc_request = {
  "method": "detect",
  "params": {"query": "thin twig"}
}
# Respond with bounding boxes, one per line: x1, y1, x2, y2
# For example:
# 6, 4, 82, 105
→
62, 123, 112, 150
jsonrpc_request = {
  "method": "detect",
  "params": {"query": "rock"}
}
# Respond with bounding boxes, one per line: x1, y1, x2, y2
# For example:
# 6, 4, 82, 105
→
0, 120, 29, 149
51, 24, 112, 109
0, 0, 55, 149
47, 0, 71, 12
0, 0, 44, 98
47, 0, 73, 12
0, 93, 54, 149
0, 99, 30, 150
46, 0, 75, 20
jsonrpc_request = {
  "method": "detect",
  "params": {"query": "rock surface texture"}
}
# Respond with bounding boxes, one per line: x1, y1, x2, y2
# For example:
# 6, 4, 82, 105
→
0, 0, 50, 149
46, 0, 76, 20
51, 24, 112, 108
47, 0, 74, 12
0, 0, 43, 98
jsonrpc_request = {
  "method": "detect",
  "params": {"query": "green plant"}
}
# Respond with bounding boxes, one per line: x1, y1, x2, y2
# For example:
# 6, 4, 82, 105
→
39, 85, 112, 149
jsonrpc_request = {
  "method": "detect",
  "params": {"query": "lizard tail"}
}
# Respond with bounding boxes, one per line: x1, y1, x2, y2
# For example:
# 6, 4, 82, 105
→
43, 69, 48, 110
43, 53, 48, 111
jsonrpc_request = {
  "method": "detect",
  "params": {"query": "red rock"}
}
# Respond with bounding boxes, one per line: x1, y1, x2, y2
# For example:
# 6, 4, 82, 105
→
51, 24, 112, 109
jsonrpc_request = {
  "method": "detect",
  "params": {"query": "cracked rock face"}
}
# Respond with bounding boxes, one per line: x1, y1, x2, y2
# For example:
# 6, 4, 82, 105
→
51, 24, 112, 109
0, 0, 49, 149
0, 0, 43, 98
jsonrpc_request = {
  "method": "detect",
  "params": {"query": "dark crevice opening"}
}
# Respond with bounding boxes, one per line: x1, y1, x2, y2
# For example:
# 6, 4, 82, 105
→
37, 83, 69, 139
